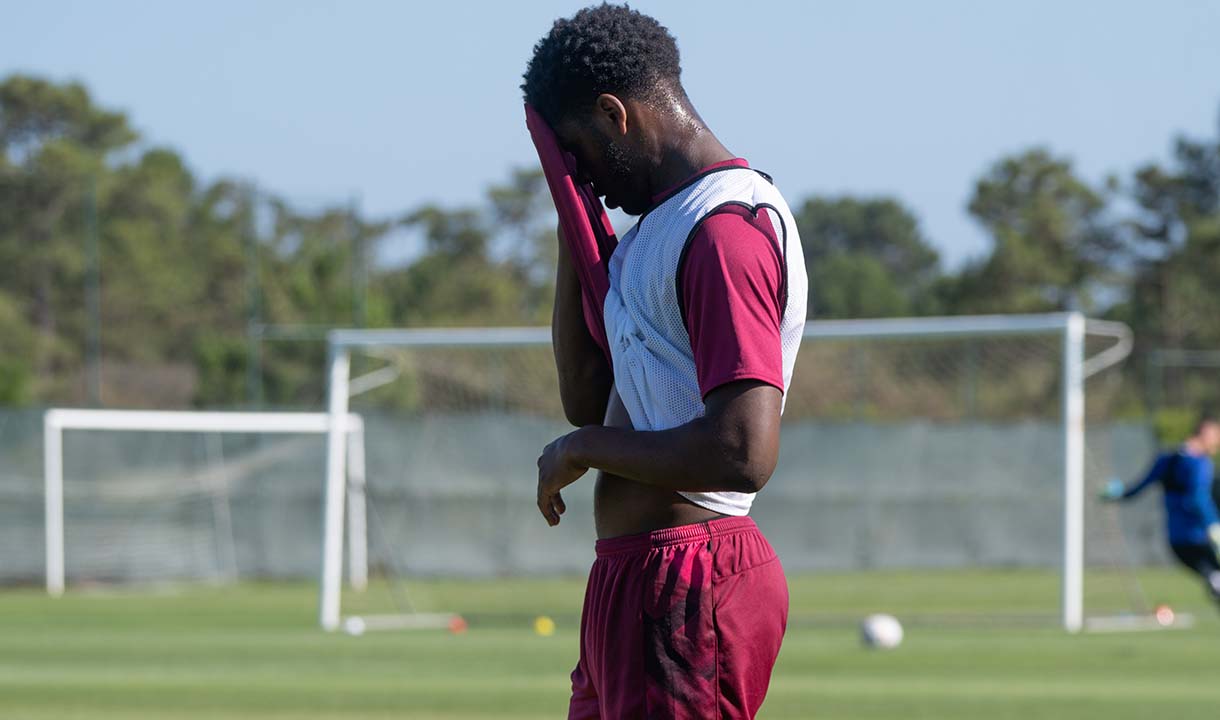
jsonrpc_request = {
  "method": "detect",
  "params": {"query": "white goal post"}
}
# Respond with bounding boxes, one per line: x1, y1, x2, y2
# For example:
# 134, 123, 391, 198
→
44, 409, 370, 600
323, 312, 1132, 634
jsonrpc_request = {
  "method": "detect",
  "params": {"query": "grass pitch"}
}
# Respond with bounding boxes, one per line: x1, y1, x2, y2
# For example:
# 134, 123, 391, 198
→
1, 569, 1217, 719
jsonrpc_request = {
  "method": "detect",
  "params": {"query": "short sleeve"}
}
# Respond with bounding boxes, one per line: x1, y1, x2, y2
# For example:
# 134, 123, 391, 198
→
679, 205, 786, 398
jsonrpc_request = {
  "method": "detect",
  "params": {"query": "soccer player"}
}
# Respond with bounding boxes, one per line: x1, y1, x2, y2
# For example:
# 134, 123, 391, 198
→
522, 5, 808, 719
1103, 411, 1220, 605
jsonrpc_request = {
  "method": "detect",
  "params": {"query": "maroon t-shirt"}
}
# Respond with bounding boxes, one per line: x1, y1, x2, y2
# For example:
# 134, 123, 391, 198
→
653, 159, 786, 398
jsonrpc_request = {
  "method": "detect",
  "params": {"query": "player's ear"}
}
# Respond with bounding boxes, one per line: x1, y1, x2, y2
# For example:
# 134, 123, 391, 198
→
594, 94, 629, 137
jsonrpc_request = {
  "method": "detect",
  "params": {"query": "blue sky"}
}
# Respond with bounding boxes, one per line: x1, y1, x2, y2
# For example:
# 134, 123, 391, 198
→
4, 0, 1219, 268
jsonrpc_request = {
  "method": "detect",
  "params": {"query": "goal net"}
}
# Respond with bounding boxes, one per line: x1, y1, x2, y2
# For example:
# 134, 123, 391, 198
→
323, 313, 1146, 634
43, 410, 369, 596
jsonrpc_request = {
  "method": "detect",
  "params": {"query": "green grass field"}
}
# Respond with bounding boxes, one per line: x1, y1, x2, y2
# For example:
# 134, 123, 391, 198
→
2, 569, 1217, 719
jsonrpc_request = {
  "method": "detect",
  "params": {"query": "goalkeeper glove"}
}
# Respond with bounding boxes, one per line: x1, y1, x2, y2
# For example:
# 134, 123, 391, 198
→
1098, 478, 1125, 502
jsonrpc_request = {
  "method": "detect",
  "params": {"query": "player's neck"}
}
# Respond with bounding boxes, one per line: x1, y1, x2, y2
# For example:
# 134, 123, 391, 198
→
647, 126, 735, 200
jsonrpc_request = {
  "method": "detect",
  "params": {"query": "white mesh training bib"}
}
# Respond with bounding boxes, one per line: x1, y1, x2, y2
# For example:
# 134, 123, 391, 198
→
603, 166, 808, 515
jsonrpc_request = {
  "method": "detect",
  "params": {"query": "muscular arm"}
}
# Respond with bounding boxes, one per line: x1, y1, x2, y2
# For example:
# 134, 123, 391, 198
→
536, 380, 781, 525
552, 224, 613, 427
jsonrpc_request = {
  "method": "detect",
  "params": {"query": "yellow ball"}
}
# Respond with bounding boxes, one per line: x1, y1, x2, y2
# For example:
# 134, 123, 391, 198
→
533, 615, 556, 636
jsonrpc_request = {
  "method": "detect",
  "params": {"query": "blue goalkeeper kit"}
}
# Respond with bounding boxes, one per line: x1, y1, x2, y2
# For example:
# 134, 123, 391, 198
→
1124, 449, 1218, 545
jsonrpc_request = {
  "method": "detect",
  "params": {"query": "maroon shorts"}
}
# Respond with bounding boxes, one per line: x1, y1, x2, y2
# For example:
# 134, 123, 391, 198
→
568, 516, 788, 719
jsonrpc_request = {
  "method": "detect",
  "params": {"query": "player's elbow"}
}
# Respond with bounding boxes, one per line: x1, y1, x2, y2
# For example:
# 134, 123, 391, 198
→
562, 399, 605, 428
702, 382, 783, 493
725, 464, 773, 495
714, 431, 778, 494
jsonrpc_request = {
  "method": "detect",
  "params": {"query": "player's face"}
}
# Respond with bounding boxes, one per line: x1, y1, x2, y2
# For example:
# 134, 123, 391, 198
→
555, 113, 652, 216
1200, 422, 1220, 455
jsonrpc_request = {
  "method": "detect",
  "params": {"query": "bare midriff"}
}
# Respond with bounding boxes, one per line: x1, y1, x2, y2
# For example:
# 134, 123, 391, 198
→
593, 387, 727, 539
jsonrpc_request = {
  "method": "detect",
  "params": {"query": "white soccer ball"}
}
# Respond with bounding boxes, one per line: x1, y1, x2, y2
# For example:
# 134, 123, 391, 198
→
860, 614, 903, 650
343, 616, 367, 636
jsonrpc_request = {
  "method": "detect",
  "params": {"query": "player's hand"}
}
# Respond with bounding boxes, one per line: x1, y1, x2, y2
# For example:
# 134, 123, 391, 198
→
1098, 478, 1125, 502
537, 431, 590, 527
1208, 523, 1220, 561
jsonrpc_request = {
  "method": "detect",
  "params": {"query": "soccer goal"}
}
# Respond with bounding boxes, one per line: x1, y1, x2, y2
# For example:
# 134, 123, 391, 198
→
322, 312, 1150, 634
44, 409, 370, 600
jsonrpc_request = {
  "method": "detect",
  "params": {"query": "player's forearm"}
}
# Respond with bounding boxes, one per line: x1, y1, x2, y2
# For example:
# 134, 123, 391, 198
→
1121, 469, 1158, 499
564, 394, 779, 494
552, 228, 612, 426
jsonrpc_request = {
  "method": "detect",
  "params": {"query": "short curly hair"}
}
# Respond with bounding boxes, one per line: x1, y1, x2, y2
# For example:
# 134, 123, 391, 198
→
522, 4, 682, 126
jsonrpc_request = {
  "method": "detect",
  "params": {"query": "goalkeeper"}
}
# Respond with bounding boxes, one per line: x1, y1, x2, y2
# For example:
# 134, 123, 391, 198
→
1103, 412, 1220, 604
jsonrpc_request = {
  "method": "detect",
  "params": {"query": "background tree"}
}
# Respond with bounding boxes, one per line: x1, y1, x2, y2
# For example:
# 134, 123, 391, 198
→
939, 149, 1118, 315
0, 75, 136, 401
1113, 120, 1220, 410
1121, 128, 1220, 347
792, 197, 940, 318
